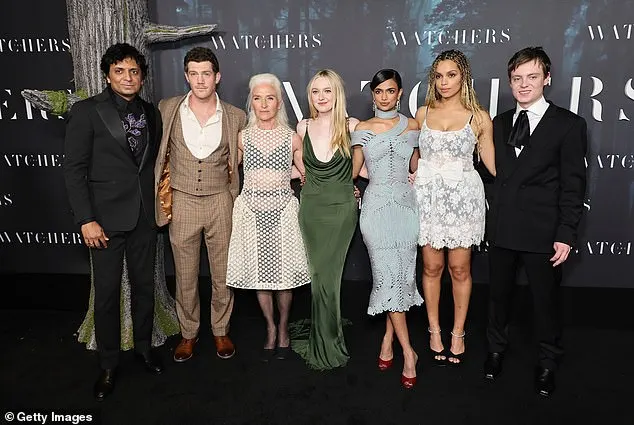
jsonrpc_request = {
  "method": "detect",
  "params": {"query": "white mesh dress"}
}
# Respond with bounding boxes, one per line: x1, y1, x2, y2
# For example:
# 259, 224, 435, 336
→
227, 125, 310, 290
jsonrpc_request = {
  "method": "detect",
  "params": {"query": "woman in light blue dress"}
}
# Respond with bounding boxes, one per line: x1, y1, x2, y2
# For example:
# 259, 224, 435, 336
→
352, 69, 423, 389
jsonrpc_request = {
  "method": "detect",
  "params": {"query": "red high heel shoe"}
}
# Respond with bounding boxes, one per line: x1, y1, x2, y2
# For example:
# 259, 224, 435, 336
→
378, 357, 393, 371
401, 352, 418, 389
401, 374, 417, 389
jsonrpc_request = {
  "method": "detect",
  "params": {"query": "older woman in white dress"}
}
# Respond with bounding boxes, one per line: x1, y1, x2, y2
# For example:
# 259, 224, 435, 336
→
227, 73, 309, 361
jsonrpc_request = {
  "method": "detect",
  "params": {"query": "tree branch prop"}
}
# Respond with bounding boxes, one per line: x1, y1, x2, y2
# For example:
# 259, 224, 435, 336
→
144, 23, 217, 43
20, 89, 88, 116
22, 0, 219, 115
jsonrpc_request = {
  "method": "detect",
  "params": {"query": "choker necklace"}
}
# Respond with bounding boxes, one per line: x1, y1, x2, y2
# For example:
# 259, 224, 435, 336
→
375, 108, 398, 119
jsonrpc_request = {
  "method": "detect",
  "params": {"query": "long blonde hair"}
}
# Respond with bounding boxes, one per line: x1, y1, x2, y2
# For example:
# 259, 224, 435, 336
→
306, 69, 351, 158
245, 73, 290, 129
424, 50, 483, 124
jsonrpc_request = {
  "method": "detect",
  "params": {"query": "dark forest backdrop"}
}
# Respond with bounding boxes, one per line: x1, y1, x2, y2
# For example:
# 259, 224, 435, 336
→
1, 0, 632, 288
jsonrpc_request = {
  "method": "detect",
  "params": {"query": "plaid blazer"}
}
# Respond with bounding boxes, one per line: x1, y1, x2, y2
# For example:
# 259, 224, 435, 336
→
154, 95, 246, 227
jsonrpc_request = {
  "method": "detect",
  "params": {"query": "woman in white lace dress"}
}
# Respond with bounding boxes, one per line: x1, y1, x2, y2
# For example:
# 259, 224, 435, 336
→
410, 50, 495, 365
227, 73, 309, 361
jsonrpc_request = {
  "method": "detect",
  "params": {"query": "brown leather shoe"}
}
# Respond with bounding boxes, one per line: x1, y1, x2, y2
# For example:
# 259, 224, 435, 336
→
173, 337, 198, 362
214, 335, 236, 359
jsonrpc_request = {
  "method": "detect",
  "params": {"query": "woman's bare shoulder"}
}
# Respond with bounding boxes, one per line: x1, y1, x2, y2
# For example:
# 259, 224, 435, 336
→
296, 119, 308, 137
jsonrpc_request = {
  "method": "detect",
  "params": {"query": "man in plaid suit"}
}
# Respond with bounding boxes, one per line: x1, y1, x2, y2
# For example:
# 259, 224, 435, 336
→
155, 47, 246, 362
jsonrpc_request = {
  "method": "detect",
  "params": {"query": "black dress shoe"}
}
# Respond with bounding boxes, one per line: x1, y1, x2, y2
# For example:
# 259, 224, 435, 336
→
484, 352, 504, 380
135, 350, 164, 375
260, 348, 275, 362
535, 367, 556, 397
275, 346, 292, 360
93, 368, 116, 402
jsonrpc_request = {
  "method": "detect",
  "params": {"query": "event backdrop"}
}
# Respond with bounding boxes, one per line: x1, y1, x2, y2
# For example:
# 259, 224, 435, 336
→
1, 0, 632, 288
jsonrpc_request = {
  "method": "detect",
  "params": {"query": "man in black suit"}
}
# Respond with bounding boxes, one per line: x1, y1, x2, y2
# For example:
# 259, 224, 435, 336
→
484, 47, 587, 397
63, 43, 164, 401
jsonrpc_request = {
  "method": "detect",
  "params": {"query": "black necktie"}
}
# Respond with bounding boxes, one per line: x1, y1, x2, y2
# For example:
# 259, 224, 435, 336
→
507, 110, 529, 149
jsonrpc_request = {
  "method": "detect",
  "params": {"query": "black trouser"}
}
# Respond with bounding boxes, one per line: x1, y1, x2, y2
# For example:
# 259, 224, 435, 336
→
487, 245, 564, 370
92, 210, 157, 369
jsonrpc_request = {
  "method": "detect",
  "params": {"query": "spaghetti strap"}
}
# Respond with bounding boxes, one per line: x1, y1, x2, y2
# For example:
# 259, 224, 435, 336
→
304, 119, 310, 141
415, 102, 485, 251
423, 105, 429, 125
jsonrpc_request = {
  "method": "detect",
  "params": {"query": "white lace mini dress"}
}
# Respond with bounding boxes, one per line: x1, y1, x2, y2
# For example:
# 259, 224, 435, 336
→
414, 114, 485, 249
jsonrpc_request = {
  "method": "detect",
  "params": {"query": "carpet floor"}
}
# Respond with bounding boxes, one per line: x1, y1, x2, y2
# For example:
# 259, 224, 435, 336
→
1, 274, 632, 425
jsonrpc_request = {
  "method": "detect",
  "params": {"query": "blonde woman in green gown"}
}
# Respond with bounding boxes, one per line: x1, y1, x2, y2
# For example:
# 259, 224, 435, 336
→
291, 69, 359, 370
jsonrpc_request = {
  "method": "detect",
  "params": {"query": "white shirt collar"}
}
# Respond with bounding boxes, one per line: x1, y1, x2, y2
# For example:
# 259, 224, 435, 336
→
182, 91, 223, 113
515, 95, 549, 117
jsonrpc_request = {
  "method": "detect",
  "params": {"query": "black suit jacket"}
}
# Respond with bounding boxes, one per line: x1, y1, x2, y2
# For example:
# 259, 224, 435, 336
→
63, 89, 161, 231
487, 102, 587, 253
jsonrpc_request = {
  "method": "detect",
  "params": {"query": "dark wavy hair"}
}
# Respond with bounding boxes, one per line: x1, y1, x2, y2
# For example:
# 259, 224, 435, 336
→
184, 47, 220, 73
370, 68, 403, 91
100, 43, 148, 80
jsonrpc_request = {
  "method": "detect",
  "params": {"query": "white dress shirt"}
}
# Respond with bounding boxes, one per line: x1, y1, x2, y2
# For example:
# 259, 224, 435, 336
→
512, 95, 550, 157
180, 91, 223, 159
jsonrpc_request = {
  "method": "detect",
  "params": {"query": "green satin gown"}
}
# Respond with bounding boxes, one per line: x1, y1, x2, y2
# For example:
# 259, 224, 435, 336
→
291, 129, 358, 370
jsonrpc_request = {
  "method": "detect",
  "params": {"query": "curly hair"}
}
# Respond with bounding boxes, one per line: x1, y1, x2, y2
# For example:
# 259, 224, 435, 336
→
424, 49, 481, 114
424, 50, 485, 152
100, 43, 148, 80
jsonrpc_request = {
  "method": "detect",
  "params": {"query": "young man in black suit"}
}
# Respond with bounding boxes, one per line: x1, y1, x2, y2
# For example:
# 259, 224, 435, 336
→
484, 47, 587, 397
63, 43, 163, 401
